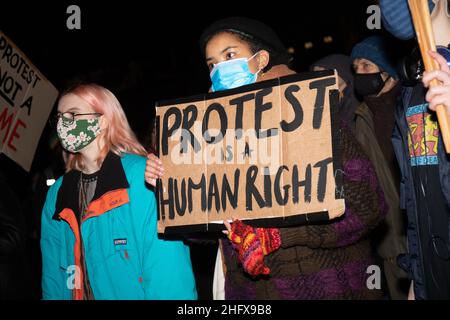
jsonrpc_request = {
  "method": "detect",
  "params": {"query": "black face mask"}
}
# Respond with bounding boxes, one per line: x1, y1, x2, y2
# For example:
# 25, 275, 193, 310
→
354, 72, 387, 97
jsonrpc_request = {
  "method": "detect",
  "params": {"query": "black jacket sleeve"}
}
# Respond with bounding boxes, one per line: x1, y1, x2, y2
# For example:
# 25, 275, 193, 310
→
0, 176, 25, 264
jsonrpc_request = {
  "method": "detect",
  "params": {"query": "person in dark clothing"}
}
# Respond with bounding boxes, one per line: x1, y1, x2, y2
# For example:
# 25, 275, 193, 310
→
394, 78, 450, 300
380, 0, 450, 299
352, 36, 402, 187
350, 36, 409, 300
145, 17, 387, 300
0, 171, 28, 300
394, 60, 450, 299
420, 49, 450, 299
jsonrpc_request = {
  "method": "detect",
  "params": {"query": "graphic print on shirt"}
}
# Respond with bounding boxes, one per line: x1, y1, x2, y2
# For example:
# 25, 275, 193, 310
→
406, 103, 439, 166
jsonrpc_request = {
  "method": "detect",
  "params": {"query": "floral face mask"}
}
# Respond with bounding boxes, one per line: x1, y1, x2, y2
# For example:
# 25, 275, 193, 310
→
56, 115, 101, 153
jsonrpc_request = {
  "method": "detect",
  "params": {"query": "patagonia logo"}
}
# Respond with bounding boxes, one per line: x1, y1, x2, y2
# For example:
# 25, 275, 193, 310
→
114, 239, 127, 246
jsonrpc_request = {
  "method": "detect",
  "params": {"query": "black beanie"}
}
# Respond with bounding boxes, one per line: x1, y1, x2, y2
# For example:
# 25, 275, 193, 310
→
199, 17, 291, 65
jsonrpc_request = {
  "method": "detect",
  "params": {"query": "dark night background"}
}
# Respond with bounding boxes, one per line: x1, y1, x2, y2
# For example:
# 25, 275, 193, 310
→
1, 0, 413, 299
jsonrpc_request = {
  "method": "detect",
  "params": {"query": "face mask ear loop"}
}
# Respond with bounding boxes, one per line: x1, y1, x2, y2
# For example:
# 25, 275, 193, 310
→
248, 51, 263, 78
247, 51, 260, 62
380, 70, 391, 85
375, 72, 391, 96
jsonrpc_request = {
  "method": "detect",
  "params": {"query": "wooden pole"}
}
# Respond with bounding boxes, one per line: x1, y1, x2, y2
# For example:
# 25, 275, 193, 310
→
408, 0, 450, 153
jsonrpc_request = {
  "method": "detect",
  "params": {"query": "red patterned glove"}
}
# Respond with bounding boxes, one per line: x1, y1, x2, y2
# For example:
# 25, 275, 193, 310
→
255, 227, 282, 255
227, 220, 281, 277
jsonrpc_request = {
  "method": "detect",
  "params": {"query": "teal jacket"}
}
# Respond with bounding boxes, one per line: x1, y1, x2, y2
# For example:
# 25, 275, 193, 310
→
41, 152, 197, 300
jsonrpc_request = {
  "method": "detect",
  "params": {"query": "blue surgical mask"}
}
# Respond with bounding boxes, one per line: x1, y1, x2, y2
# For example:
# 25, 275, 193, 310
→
210, 52, 261, 92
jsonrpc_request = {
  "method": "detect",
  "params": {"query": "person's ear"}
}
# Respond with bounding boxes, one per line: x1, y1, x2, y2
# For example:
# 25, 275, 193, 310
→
257, 50, 270, 71
99, 115, 108, 131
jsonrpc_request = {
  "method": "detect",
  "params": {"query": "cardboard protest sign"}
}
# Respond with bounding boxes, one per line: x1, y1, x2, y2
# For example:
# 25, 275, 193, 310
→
156, 70, 345, 234
0, 31, 58, 171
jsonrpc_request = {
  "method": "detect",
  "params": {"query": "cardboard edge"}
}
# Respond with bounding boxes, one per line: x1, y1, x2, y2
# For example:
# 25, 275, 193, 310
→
329, 87, 344, 200
158, 210, 331, 235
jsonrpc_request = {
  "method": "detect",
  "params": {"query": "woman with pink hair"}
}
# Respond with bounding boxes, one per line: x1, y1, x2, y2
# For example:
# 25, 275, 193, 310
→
40, 83, 197, 300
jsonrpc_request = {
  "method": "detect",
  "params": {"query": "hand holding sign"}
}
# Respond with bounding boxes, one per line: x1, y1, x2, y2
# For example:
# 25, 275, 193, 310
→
145, 153, 164, 187
224, 218, 281, 277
